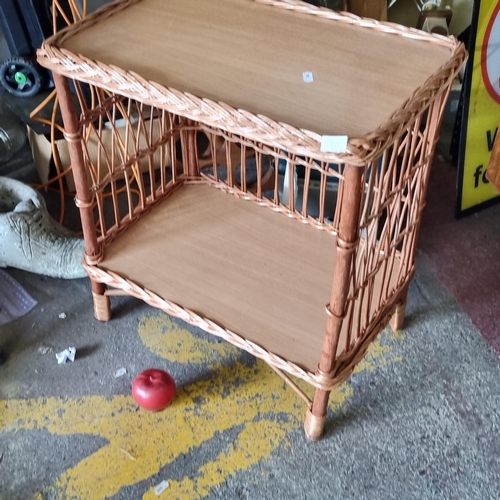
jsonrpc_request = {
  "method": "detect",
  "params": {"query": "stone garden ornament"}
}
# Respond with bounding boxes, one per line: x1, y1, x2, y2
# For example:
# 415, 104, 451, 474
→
0, 176, 86, 279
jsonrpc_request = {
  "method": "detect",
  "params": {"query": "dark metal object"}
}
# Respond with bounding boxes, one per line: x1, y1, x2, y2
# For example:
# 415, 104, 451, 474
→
0, 56, 43, 97
0, 0, 54, 96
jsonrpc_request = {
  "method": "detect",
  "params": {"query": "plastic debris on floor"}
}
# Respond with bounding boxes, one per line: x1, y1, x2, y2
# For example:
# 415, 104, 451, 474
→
0, 269, 37, 326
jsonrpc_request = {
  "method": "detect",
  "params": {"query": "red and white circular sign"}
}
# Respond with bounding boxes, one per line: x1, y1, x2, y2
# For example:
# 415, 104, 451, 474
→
482, 3, 500, 105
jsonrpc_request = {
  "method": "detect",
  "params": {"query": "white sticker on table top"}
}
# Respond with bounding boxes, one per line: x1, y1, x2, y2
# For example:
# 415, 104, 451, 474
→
320, 135, 348, 154
303, 71, 314, 83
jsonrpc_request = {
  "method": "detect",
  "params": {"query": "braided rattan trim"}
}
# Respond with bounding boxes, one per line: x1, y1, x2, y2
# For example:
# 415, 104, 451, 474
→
200, 177, 338, 235
37, 0, 467, 165
46, 0, 458, 49
84, 263, 333, 389
83, 262, 402, 391
84, 249, 104, 266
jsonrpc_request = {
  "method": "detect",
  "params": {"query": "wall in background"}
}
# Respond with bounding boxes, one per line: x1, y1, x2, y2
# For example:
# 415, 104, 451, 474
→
389, 0, 473, 36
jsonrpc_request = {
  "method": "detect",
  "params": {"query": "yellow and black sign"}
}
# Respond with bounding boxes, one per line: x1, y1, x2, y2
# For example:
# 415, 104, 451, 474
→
457, 0, 500, 216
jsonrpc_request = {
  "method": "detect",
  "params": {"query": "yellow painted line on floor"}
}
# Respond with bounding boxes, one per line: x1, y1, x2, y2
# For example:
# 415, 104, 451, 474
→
0, 315, 403, 500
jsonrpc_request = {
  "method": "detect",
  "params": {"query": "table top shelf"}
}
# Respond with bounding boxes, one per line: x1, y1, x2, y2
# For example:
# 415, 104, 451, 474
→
40, 0, 458, 140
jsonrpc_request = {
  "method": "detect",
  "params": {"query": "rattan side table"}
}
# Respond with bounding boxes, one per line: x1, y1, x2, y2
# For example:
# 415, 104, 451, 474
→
38, 0, 466, 440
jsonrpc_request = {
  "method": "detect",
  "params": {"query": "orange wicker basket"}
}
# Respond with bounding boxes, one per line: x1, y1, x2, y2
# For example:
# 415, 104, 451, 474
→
37, 0, 466, 440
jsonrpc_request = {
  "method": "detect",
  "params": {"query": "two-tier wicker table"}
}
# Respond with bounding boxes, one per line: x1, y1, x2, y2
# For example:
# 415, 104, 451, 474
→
37, 0, 466, 440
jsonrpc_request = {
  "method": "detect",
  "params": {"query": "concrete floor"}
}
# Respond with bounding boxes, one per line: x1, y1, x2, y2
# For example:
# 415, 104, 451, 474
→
2, 246, 500, 500
1, 147, 500, 499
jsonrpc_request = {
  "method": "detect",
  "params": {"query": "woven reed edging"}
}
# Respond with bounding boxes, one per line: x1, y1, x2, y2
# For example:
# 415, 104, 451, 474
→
200, 176, 339, 235
256, 0, 454, 46
37, 0, 467, 166
92, 177, 338, 250
83, 262, 402, 391
46, 0, 458, 50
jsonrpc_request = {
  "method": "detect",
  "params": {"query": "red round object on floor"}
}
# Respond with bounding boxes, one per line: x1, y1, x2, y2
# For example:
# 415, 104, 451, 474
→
132, 369, 176, 411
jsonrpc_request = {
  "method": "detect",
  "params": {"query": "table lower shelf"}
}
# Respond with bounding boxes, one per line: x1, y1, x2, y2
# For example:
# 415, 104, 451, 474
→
98, 182, 398, 374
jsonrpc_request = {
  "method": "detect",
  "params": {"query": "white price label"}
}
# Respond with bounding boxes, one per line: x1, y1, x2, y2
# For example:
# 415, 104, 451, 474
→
320, 135, 348, 154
